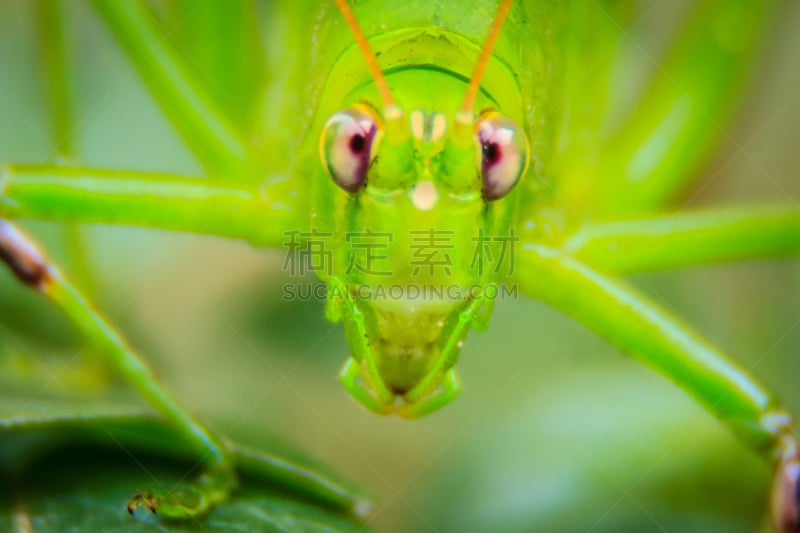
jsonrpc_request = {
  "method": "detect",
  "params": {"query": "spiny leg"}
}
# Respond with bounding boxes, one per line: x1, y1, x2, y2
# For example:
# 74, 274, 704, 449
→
517, 244, 799, 533
0, 219, 235, 518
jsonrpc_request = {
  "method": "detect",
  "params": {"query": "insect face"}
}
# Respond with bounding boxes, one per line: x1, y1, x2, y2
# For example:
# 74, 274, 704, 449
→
317, 89, 528, 415
312, 0, 528, 417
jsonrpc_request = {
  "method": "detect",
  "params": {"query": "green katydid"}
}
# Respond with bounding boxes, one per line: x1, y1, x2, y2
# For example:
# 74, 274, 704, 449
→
1, 0, 799, 530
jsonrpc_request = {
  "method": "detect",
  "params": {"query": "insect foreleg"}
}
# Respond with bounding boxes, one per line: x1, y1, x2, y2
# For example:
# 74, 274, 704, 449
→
0, 219, 236, 518
517, 244, 800, 532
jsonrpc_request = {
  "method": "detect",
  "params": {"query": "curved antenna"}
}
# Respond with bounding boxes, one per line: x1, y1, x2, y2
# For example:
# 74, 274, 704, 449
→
461, 0, 513, 117
334, 0, 396, 112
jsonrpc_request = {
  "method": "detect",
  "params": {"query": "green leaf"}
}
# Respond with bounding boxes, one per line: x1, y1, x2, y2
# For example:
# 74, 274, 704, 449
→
0, 397, 372, 531
0, 447, 366, 532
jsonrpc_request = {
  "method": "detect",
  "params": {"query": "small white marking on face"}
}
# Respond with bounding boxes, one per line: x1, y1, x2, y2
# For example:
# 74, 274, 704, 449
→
430, 112, 446, 142
411, 180, 438, 211
456, 340, 464, 349
410, 110, 424, 140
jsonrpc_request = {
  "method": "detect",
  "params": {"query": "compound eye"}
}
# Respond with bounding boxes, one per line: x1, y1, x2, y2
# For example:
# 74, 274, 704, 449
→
476, 112, 529, 200
320, 107, 379, 192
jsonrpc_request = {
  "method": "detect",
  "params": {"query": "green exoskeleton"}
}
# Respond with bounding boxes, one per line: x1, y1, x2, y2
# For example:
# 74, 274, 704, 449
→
315, 0, 529, 418
1, 0, 799, 530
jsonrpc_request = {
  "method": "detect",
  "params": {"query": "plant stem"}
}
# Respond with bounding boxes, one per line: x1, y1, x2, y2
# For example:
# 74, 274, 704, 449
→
591, 0, 772, 215
91, 0, 251, 177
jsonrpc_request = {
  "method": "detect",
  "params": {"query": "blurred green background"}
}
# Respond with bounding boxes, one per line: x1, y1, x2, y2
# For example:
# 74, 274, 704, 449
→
1, 1, 799, 532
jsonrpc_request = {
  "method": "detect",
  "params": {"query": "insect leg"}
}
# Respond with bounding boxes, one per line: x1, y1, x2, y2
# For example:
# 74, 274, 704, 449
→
328, 278, 394, 406
517, 244, 799, 533
591, 0, 773, 215
563, 205, 800, 273
397, 369, 462, 420
0, 163, 302, 247
338, 358, 393, 416
0, 219, 236, 518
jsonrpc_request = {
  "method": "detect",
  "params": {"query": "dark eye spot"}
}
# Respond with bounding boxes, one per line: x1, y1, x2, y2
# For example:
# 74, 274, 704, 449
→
475, 113, 529, 201
350, 134, 366, 154
483, 142, 501, 166
321, 108, 379, 193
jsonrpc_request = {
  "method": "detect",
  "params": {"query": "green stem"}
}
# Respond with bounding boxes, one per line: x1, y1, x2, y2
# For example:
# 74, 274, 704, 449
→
36, 0, 97, 293
47, 257, 237, 519
0, 163, 301, 247
45, 273, 228, 465
36, 0, 73, 157
564, 206, 800, 273
90, 0, 251, 177
592, 0, 772, 215
517, 244, 787, 453
163, 0, 265, 135
1, 220, 235, 518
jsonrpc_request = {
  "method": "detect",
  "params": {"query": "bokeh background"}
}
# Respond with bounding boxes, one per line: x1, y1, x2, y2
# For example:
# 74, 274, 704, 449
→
1, 1, 799, 532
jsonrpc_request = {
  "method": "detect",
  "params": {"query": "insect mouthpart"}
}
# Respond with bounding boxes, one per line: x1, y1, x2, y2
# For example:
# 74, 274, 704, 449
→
337, 285, 490, 419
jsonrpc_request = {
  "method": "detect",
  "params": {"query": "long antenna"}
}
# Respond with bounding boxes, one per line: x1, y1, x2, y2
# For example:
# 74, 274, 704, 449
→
334, 0, 396, 111
461, 0, 513, 116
